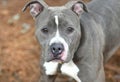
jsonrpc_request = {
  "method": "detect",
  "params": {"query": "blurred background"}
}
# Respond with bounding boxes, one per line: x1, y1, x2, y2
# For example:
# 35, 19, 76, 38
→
0, 0, 120, 82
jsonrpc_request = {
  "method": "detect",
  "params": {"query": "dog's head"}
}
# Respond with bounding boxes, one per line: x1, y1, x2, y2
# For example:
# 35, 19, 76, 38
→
23, 0, 88, 63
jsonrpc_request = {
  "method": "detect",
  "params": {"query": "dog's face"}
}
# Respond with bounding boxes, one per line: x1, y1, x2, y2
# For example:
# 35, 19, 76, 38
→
23, 0, 87, 63
36, 8, 81, 63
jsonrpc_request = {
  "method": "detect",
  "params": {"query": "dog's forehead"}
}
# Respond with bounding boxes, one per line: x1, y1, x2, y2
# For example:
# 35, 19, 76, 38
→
36, 6, 79, 28
48, 7, 79, 26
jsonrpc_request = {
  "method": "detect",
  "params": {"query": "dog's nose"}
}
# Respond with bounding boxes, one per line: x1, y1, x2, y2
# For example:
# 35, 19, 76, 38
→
50, 43, 64, 57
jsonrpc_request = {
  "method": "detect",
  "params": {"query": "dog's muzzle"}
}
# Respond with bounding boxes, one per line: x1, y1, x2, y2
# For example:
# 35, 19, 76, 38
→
50, 43, 64, 58
49, 43, 65, 61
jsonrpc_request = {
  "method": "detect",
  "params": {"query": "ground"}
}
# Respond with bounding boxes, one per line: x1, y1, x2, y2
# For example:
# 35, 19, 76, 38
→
0, 0, 120, 82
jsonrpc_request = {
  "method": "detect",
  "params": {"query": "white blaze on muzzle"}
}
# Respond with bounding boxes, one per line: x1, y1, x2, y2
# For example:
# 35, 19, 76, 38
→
49, 15, 69, 61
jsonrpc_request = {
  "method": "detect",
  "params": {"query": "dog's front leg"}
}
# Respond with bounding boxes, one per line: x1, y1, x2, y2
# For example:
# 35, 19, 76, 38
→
77, 63, 105, 82
75, 52, 105, 82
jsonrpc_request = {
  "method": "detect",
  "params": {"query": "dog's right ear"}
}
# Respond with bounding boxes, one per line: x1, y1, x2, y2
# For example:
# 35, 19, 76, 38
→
22, 0, 48, 18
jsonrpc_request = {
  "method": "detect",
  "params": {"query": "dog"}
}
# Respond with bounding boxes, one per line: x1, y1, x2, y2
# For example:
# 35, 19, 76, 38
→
23, 0, 120, 82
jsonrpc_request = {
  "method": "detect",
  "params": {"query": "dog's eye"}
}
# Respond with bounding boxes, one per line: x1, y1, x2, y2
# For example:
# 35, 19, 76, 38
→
41, 28, 48, 33
66, 27, 74, 34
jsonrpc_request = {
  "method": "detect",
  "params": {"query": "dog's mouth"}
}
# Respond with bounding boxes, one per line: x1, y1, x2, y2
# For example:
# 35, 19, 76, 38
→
48, 58, 64, 63
48, 52, 67, 63
48, 56, 63, 63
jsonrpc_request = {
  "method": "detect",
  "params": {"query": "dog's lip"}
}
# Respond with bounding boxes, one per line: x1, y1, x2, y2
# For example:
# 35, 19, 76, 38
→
48, 57, 63, 61
47, 57, 64, 63
48, 52, 66, 62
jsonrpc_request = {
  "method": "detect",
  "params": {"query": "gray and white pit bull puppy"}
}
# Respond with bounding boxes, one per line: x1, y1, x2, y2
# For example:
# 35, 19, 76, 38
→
23, 0, 120, 82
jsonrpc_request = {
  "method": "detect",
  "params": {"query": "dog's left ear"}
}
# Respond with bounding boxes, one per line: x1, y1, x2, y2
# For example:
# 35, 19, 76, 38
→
65, 0, 88, 16
22, 0, 48, 18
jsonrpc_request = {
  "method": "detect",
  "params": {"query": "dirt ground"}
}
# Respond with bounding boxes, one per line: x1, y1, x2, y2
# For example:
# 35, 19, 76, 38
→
0, 0, 120, 82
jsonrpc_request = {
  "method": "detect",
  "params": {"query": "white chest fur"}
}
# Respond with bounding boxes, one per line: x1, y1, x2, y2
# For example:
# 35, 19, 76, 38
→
43, 61, 81, 82
61, 61, 81, 82
43, 62, 59, 75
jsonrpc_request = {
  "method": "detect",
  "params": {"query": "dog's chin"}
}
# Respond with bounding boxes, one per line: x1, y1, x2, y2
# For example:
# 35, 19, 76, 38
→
50, 59, 63, 64
47, 57, 72, 64
47, 57, 64, 63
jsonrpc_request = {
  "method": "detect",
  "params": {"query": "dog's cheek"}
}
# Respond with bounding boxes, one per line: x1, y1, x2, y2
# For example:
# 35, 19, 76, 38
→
65, 33, 80, 62
71, 31, 81, 50
66, 50, 75, 62
40, 44, 52, 61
